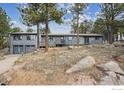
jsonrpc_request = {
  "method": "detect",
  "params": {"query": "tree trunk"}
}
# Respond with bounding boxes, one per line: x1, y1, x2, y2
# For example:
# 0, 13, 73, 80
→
120, 32, 123, 41
108, 26, 113, 44
77, 14, 79, 46
45, 5, 49, 52
37, 23, 40, 48
106, 25, 109, 43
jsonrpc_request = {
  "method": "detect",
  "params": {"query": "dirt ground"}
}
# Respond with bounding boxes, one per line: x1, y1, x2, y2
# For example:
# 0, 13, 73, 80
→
0, 55, 20, 74
4, 44, 124, 85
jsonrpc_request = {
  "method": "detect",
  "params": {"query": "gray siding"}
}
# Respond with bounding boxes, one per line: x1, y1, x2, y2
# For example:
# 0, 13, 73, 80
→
10, 34, 37, 54
10, 33, 103, 54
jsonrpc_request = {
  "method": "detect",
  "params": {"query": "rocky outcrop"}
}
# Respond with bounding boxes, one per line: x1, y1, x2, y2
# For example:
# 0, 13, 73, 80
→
113, 55, 124, 63
66, 56, 96, 74
113, 42, 124, 47
96, 61, 124, 85
96, 61, 124, 74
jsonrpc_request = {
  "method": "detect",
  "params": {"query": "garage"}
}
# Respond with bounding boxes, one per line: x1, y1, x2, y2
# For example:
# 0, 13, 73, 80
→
13, 45, 24, 54
25, 45, 35, 53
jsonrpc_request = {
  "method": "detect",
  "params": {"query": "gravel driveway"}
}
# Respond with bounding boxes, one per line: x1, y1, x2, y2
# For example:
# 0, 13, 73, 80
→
0, 55, 20, 74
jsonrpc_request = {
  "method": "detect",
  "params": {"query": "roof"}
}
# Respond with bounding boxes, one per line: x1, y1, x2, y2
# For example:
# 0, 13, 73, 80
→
10, 32, 103, 37
10, 32, 37, 35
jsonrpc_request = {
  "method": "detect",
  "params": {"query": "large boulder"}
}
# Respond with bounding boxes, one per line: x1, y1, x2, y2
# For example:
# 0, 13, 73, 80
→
100, 71, 124, 85
66, 56, 96, 74
97, 61, 124, 85
115, 55, 124, 63
96, 61, 124, 75
113, 41, 124, 47
100, 75, 118, 85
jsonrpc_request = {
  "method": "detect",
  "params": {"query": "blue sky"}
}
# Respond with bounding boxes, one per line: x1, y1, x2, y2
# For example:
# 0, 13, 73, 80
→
0, 3, 101, 34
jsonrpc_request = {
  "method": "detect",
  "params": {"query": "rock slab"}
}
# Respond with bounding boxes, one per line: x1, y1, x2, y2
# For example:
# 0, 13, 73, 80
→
66, 56, 96, 74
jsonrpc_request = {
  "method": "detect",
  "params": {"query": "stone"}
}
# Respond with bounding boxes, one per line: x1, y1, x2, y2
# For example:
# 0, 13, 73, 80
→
0, 74, 7, 84
96, 61, 124, 75
34, 51, 38, 53
97, 62, 124, 85
116, 55, 124, 63
3, 70, 14, 82
87, 45, 93, 48
66, 56, 96, 74
4, 74, 12, 82
118, 75, 124, 85
113, 42, 124, 47
100, 71, 124, 85
100, 76, 118, 85
106, 71, 117, 78
68, 46, 74, 49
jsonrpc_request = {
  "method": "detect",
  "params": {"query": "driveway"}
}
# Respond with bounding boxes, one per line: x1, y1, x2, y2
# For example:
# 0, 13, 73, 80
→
0, 55, 20, 74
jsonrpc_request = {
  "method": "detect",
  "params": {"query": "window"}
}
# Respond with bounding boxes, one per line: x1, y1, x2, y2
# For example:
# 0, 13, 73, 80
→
26, 45, 35, 47
49, 37, 53, 41
68, 37, 72, 41
95, 37, 99, 40
27, 35, 35, 40
13, 35, 23, 40
27, 35, 31, 40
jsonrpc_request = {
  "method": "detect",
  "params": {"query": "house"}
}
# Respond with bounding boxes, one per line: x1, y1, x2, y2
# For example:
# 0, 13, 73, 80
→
9, 32, 103, 54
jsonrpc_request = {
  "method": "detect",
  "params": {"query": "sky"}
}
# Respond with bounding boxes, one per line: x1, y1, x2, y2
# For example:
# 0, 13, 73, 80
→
0, 3, 101, 34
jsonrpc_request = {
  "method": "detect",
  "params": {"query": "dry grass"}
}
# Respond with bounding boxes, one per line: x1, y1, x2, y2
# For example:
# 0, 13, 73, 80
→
7, 45, 124, 85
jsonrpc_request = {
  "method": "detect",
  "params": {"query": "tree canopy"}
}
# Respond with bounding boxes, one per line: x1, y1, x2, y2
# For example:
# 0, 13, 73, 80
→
92, 3, 124, 43
70, 3, 88, 45
0, 7, 11, 49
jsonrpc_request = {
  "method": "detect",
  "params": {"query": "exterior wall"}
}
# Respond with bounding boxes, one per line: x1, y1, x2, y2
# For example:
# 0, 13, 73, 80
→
89, 37, 103, 44
79, 37, 84, 45
65, 36, 77, 45
10, 34, 37, 54
40, 35, 103, 47
10, 33, 103, 54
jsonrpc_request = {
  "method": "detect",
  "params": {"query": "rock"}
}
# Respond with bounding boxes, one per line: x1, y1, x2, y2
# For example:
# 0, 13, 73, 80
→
113, 42, 124, 47
100, 71, 124, 85
3, 74, 12, 82
96, 61, 124, 75
0, 74, 7, 84
106, 71, 117, 78
34, 51, 38, 53
66, 56, 96, 74
3, 69, 14, 82
87, 45, 93, 48
97, 61, 124, 85
100, 76, 118, 85
118, 75, 124, 84
68, 46, 74, 49
116, 55, 124, 63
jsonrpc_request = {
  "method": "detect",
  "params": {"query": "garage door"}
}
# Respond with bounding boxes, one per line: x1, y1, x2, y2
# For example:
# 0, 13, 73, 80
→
13, 45, 24, 54
25, 45, 35, 53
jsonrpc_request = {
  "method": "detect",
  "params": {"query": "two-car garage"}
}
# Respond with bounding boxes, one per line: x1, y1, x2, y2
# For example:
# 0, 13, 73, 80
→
13, 45, 36, 54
